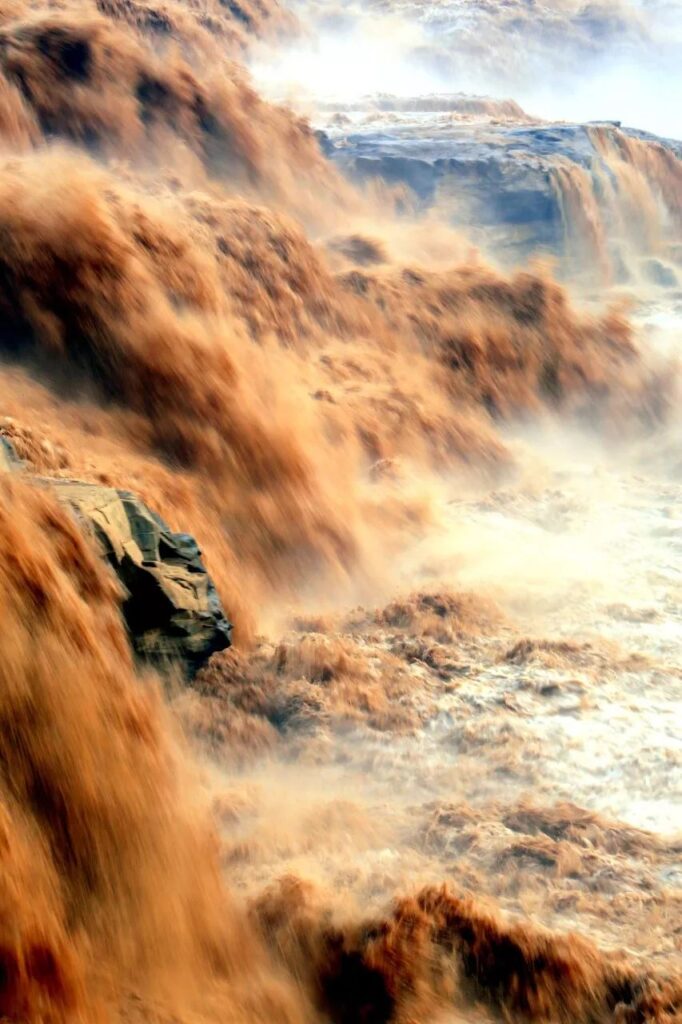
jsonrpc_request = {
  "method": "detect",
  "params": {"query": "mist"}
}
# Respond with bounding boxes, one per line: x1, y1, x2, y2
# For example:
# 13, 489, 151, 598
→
0, 0, 679, 1019
251, 0, 682, 141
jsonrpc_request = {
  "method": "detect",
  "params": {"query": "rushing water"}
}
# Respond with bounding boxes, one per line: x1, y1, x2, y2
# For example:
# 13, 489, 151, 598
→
0, 0, 680, 1016
212, 316, 682, 974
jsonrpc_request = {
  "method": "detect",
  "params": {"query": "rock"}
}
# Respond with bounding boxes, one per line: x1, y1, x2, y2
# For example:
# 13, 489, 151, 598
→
327, 120, 572, 264
642, 258, 678, 288
0, 435, 22, 472
314, 128, 335, 158
0, 436, 230, 673
325, 116, 682, 272
48, 480, 232, 676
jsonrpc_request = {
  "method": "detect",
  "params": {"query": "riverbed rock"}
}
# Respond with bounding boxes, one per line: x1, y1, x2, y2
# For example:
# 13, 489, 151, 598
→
48, 479, 232, 676
322, 114, 682, 276
0, 431, 231, 674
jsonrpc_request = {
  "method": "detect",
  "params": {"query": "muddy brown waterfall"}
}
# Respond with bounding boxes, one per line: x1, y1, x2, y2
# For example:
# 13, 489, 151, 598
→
0, 0, 679, 1020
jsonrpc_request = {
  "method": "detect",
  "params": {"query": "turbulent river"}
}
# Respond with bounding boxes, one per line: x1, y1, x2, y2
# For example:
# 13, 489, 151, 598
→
217, 349, 682, 976
0, 0, 680, 1019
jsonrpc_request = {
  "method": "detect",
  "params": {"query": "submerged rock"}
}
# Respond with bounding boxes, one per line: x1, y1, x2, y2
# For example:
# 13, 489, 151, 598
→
49, 479, 232, 676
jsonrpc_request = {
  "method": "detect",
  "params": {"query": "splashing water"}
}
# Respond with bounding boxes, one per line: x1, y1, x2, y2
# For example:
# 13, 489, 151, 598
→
0, 0, 678, 1019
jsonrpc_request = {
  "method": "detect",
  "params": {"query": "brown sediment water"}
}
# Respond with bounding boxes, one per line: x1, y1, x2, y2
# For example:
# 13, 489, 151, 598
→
549, 125, 682, 282
0, 0, 679, 1020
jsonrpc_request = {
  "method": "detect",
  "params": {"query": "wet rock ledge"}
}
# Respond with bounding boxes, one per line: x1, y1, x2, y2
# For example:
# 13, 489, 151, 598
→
1, 436, 232, 676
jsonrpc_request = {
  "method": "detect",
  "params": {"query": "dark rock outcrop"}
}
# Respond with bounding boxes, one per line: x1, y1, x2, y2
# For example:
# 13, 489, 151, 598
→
0, 432, 231, 674
49, 479, 232, 675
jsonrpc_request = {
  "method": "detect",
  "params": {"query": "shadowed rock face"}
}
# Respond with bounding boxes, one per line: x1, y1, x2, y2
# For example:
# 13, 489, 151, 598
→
324, 117, 682, 275
324, 119, 585, 261
0, 436, 21, 472
49, 480, 233, 676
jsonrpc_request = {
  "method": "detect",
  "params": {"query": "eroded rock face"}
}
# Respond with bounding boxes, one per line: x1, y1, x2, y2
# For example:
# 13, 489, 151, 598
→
0, 430, 231, 676
323, 116, 682, 276
47, 480, 232, 676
